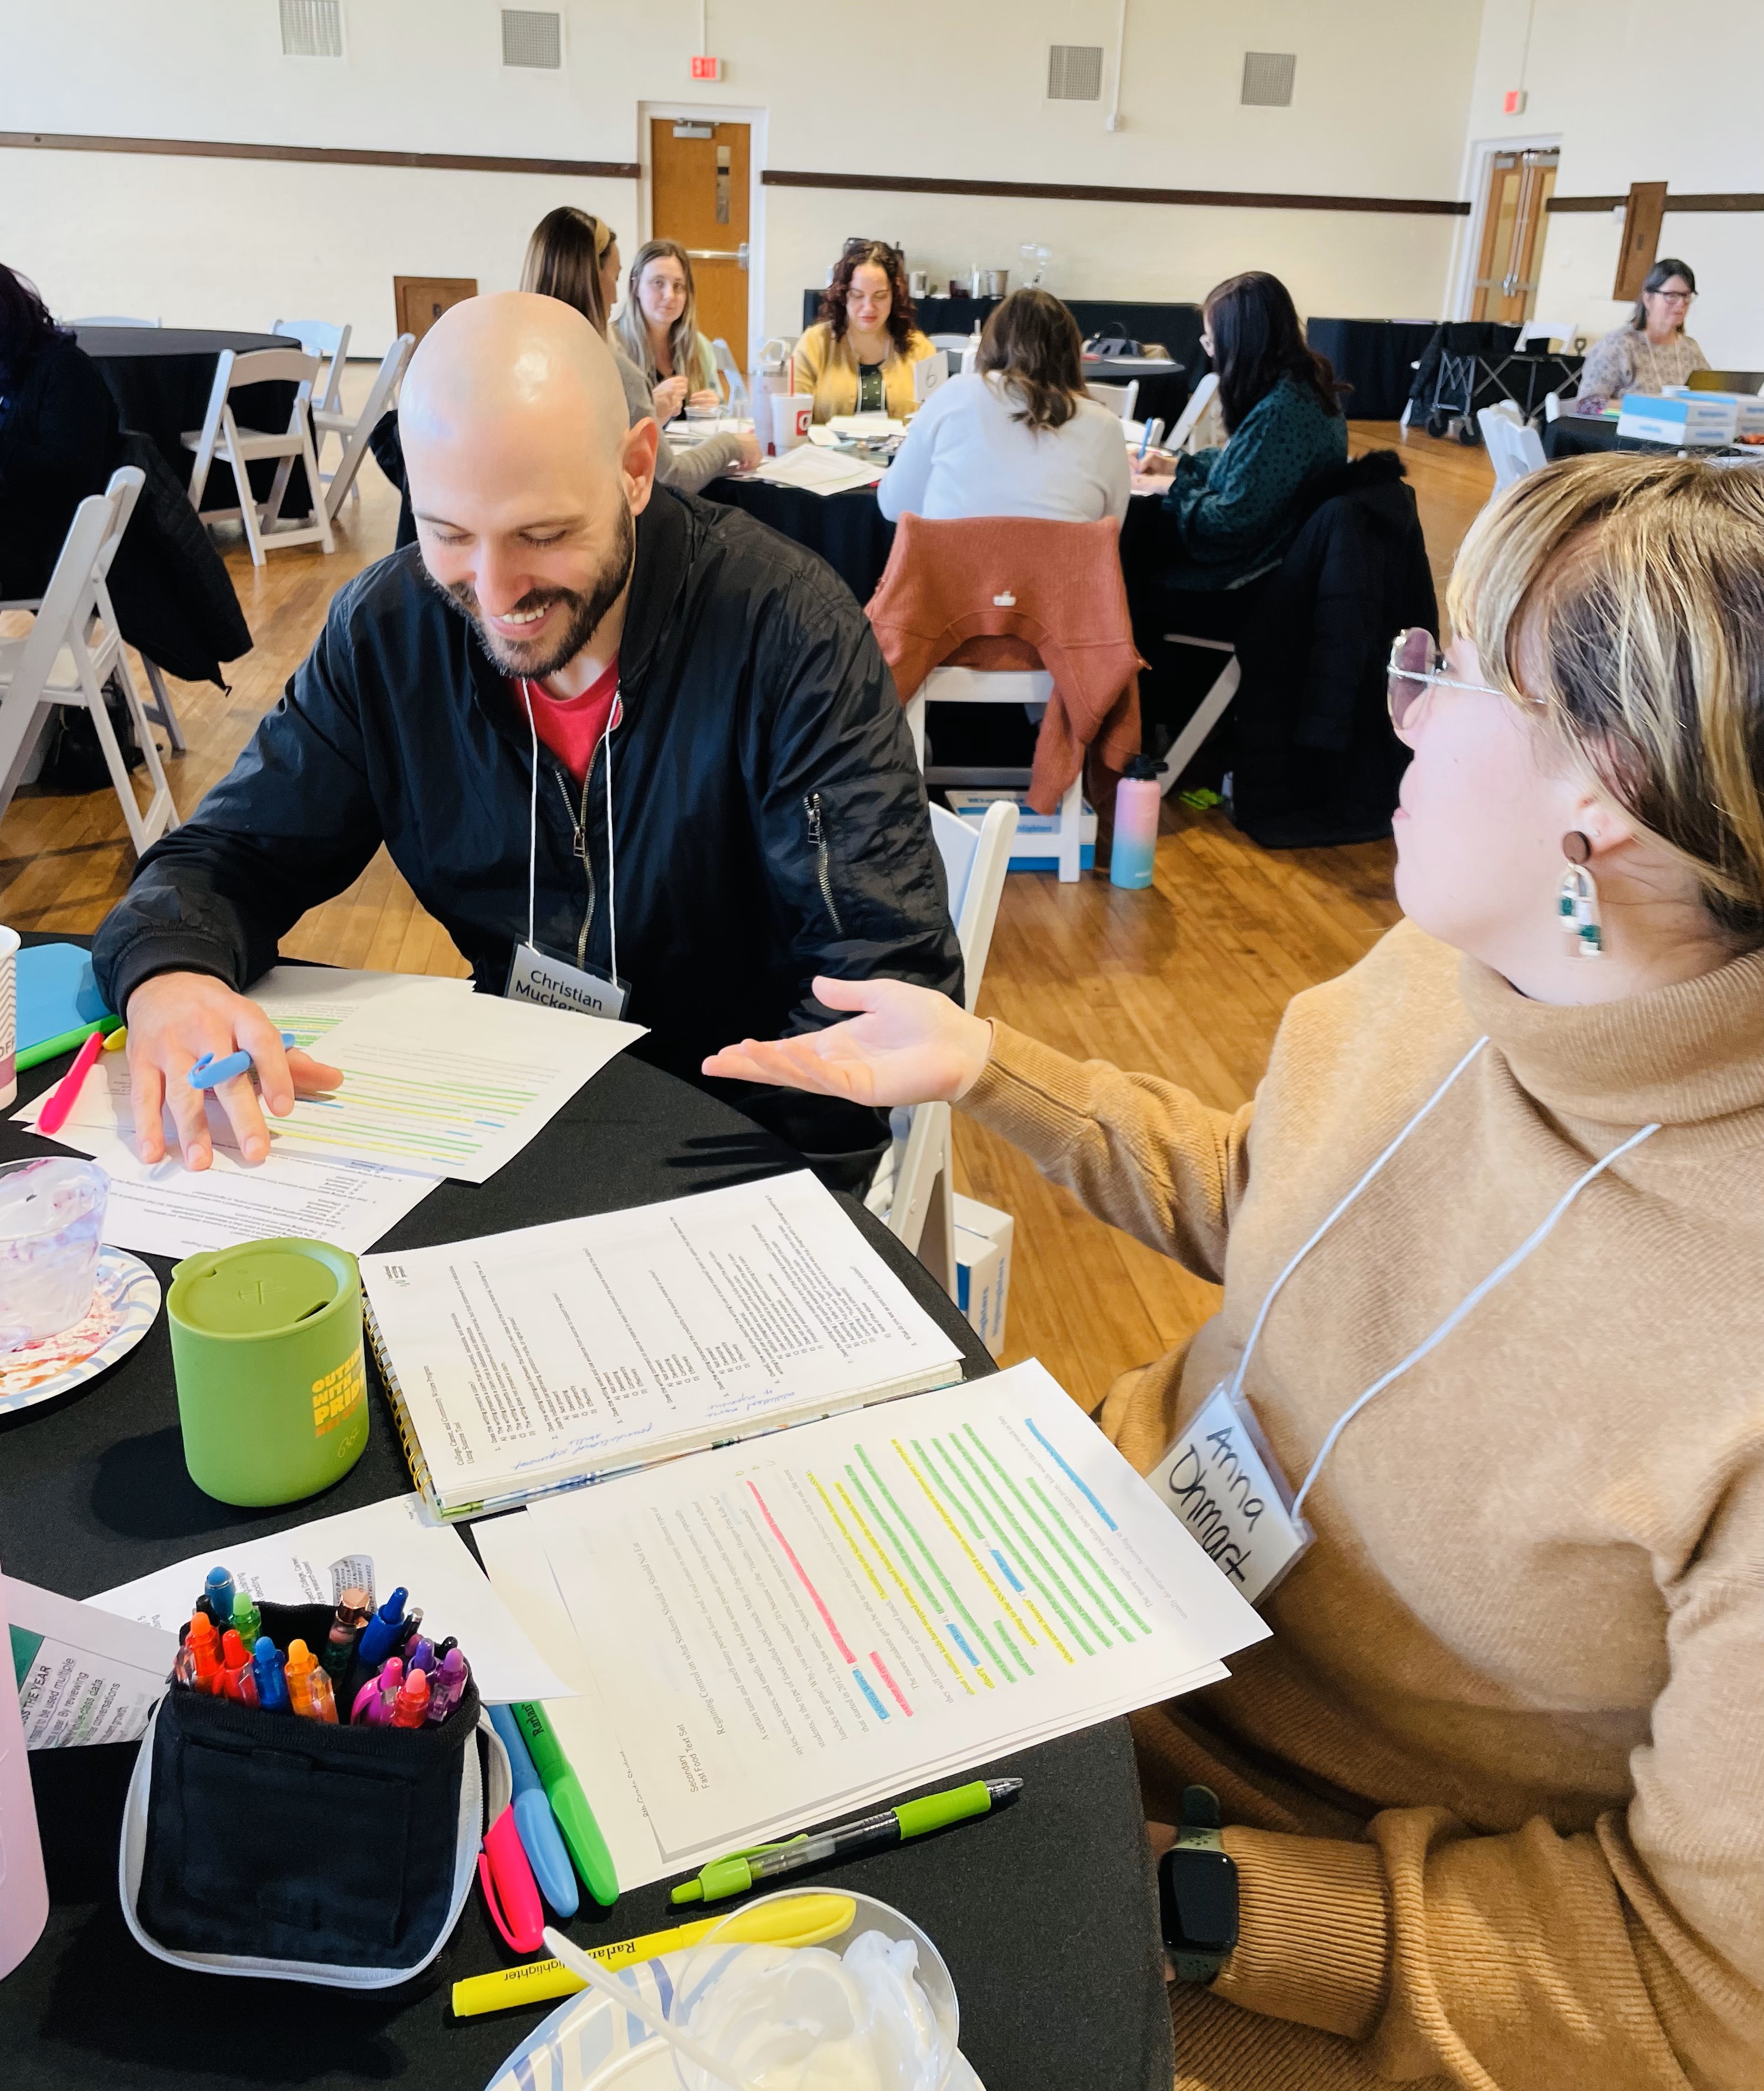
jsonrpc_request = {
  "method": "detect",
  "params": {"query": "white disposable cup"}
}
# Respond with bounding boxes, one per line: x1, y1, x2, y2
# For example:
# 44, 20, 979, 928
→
782, 394, 814, 450
0, 925, 18, 1109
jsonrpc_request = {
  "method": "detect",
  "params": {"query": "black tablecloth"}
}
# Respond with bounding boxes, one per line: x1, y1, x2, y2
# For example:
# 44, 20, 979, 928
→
75, 327, 315, 518
801, 292, 1203, 427
1306, 319, 1439, 420
705, 474, 898, 603
0, 961, 1173, 2091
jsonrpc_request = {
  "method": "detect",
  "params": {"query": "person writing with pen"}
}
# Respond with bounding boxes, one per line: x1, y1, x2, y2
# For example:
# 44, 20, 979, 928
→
91, 292, 960, 1192
704, 456, 1764, 2086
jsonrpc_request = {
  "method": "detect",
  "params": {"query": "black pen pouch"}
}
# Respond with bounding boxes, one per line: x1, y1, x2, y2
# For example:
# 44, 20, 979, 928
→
119, 1599, 510, 1986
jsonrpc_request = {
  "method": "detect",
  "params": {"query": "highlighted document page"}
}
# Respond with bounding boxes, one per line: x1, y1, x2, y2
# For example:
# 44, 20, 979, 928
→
519, 1361, 1267, 1866
359, 1170, 965, 1516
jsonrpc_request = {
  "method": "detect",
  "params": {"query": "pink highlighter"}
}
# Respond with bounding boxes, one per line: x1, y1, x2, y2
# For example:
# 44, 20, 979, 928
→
351, 1657, 403, 1726
478, 1806, 544, 1953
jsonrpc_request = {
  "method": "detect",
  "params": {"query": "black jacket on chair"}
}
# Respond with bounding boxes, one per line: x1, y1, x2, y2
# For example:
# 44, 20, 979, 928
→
0, 335, 120, 599
94, 486, 962, 1184
107, 431, 253, 687
1230, 451, 1436, 849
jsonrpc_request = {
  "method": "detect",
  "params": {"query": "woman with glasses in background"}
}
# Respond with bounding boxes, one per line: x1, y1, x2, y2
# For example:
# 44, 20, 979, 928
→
614, 238, 723, 425
704, 454, 1764, 2090
793, 240, 935, 424
1572, 257, 1709, 413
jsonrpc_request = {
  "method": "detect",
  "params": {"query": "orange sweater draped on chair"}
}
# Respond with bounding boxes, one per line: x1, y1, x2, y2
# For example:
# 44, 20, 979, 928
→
864, 514, 1142, 815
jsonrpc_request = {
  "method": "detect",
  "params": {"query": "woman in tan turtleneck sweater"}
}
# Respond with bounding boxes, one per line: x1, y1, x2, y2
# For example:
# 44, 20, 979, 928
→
705, 455, 1764, 2090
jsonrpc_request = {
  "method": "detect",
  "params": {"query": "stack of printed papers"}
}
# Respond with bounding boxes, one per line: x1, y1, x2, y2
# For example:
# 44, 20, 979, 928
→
749, 446, 885, 497
479, 1358, 1267, 1889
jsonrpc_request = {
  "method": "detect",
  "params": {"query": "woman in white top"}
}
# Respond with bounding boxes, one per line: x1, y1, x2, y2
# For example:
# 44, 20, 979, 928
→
878, 288, 1130, 526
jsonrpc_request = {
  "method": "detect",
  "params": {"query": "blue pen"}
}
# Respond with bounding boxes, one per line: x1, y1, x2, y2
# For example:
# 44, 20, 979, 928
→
356, 1587, 409, 1671
189, 1032, 298, 1091
202, 1564, 236, 1627
253, 1634, 291, 1713
1136, 422, 1154, 464
489, 1703, 580, 1919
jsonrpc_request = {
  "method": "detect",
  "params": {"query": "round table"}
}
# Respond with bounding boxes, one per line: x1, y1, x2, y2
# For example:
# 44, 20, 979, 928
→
705, 474, 899, 602
75, 327, 315, 518
0, 962, 1174, 2091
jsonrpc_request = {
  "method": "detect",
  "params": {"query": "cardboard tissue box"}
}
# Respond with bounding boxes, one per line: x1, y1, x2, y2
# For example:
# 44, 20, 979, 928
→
946, 788, 1096, 873
954, 1194, 1014, 1358
1616, 393, 1738, 447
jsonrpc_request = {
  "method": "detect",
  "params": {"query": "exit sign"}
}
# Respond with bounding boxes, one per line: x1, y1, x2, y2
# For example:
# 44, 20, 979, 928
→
690, 54, 723, 81
1503, 88, 1527, 114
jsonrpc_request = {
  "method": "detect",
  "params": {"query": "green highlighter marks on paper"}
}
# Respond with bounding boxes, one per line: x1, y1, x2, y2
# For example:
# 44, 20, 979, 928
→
670, 1776, 1023, 1905
512, 1699, 619, 1907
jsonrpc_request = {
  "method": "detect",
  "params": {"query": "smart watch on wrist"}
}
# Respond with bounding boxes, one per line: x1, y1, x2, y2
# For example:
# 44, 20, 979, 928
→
1158, 1784, 1239, 1984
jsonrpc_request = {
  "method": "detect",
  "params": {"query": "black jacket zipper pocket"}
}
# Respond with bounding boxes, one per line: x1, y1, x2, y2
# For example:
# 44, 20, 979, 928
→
805, 792, 845, 936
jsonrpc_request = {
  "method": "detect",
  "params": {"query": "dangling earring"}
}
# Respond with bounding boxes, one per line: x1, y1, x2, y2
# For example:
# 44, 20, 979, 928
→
1558, 832, 1603, 959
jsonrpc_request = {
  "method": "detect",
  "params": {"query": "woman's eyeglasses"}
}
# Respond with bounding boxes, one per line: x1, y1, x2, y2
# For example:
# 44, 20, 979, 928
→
1387, 629, 1515, 740
1650, 289, 1695, 306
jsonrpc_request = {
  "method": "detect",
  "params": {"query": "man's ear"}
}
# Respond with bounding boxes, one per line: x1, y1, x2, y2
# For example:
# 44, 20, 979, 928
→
622, 418, 660, 514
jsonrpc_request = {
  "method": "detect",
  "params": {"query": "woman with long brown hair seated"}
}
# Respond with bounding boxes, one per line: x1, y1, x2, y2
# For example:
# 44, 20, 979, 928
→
793, 240, 936, 423
613, 237, 723, 425
521, 207, 757, 491
705, 454, 1764, 2089
878, 287, 1129, 524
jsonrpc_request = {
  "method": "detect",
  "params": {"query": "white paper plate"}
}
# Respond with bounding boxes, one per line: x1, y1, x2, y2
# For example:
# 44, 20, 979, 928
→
0, 1247, 160, 1415
485, 1956, 985, 2091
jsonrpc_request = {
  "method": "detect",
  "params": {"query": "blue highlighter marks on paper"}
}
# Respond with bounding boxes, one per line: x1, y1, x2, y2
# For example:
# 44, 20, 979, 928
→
946, 1622, 981, 1668
1025, 1417, 1118, 1531
851, 1667, 889, 1720
990, 1548, 1025, 1593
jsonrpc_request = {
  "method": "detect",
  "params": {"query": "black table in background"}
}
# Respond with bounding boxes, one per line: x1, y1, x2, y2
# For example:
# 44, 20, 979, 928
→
1305, 318, 1439, 420
705, 473, 899, 603
0, 957, 1173, 2091
75, 326, 315, 518
800, 291, 1203, 428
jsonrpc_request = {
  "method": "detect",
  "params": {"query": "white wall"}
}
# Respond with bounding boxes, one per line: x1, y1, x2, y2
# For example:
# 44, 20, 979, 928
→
1462, 0, 1764, 365
1, 0, 1485, 356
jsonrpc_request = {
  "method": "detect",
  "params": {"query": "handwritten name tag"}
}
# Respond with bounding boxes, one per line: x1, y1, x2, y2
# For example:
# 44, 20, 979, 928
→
1148, 1382, 1312, 1606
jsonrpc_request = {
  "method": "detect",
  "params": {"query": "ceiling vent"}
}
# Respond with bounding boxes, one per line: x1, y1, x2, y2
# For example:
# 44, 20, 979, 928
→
1047, 44, 1104, 101
501, 8, 562, 68
280, 0, 342, 58
1241, 51, 1297, 106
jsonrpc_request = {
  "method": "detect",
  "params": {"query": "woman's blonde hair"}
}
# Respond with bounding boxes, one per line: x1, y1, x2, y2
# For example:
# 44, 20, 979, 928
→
521, 207, 616, 334
614, 238, 702, 384
1450, 454, 1764, 942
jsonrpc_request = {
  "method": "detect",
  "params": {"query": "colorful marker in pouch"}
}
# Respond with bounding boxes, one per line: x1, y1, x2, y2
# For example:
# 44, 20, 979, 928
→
285, 1641, 337, 1722
389, 1667, 430, 1729
220, 1629, 258, 1705
253, 1636, 291, 1714
186, 1611, 224, 1694
424, 1647, 469, 1724
351, 1657, 403, 1727
231, 1591, 263, 1648
393, 1607, 424, 1654
405, 1636, 436, 1676
356, 1587, 408, 1671
321, 1587, 373, 1681
201, 1565, 236, 1629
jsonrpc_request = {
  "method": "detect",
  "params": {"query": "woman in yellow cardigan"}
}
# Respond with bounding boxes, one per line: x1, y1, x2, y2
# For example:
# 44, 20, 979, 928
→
705, 455, 1764, 2091
794, 239, 936, 422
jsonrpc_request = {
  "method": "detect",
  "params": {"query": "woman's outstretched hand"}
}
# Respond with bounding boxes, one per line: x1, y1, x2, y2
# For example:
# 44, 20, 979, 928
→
702, 976, 992, 1108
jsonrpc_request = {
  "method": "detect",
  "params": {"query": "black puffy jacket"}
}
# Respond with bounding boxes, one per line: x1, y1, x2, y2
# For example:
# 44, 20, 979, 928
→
94, 486, 963, 1181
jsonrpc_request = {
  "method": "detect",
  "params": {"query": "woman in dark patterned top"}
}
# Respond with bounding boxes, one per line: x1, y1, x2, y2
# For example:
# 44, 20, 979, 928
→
1139, 271, 1347, 591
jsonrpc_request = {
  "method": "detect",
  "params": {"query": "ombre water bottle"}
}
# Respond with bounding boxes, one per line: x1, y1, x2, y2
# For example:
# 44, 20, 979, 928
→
1109, 754, 1161, 890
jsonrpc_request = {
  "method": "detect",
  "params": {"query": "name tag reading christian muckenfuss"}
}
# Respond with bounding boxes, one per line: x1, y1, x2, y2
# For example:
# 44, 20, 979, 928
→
505, 942, 630, 1022
1148, 1382, 1313, 1606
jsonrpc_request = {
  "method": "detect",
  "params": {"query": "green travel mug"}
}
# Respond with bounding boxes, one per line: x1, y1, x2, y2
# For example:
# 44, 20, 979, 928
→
167, 1237, 369, 1506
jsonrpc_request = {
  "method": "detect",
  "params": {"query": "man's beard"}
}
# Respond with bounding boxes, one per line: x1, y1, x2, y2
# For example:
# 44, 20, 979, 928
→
441, 503, 636, 680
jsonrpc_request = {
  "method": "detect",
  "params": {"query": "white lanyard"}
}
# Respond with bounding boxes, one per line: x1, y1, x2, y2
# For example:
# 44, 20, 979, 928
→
520, 676, 619, 983
1228, 1034, 1660, 1518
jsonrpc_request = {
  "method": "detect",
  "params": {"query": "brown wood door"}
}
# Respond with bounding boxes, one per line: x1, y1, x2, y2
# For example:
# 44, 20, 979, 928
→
649, 119, 750, 374
1471, 151, 1557, 324
393, 277, 478, 343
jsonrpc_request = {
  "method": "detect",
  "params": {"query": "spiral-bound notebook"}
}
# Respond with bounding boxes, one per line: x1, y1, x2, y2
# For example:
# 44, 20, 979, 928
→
360, 1171, 967, 1521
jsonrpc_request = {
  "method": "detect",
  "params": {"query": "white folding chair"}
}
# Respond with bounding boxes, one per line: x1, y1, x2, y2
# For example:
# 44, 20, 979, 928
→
1478, 405, 1546, 493
903, 668, 1085, 882
182, 347, 335, 565
68, 314, 161, 327
1516, 320, 1573, 351
311, 332, 414, 521
1085, 378, 1140, 422
872, 799, 1019, 1294
273, 319, 352, 420
708, 337, 752, 415
1162, 371, 1220, 454
0, 468, 181, 855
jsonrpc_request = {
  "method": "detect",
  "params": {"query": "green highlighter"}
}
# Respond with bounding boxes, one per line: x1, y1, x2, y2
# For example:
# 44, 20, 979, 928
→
513, 1701, 619, 1907
671, 1777, 1023, 1906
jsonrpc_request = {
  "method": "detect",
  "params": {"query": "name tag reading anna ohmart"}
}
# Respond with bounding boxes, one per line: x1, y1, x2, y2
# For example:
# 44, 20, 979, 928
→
1148, 1383, 1313, 1606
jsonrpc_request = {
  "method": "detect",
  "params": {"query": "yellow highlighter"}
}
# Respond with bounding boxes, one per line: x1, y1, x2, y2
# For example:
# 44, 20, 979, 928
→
449, 1891, 856, 2020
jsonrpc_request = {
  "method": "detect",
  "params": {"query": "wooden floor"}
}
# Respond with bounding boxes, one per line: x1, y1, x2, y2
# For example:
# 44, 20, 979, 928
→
0, 410, 1493, 1410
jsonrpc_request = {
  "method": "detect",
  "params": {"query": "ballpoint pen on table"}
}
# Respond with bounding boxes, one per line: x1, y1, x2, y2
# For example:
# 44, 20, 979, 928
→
670, 1777, 1024, 1906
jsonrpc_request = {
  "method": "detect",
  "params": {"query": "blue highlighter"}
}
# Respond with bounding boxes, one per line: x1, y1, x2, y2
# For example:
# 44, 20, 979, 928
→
489, 1703, 580, 1919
